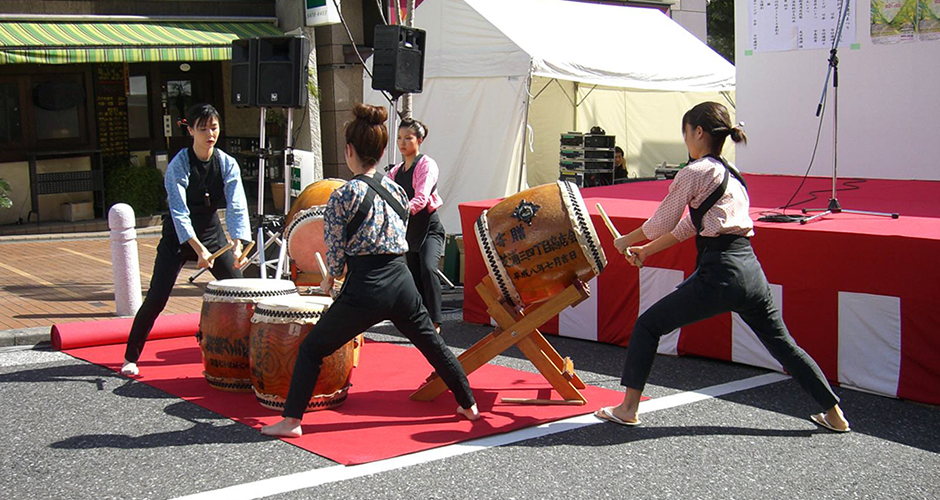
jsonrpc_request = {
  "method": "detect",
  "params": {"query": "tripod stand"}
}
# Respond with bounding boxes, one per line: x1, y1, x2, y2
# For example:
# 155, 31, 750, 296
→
801, 0, 898, 224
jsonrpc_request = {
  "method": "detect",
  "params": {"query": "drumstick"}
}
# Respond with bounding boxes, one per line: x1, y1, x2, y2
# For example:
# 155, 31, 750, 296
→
208, 240, 235, 262
187, 241, 235, 282
314, 252, 338, 298
595, 202, 642, 268
234, 240, 255, 269
314, 252, 329, 279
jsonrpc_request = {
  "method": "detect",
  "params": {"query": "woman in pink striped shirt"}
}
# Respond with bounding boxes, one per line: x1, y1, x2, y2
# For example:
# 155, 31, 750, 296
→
389, 118, 446, 333
594, 102, 851, 433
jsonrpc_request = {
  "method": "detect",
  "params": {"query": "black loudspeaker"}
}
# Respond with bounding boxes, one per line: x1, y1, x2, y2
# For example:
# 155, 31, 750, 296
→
231, 38, 258, 107
372, 25, 426, 95
256, 36, 310, 108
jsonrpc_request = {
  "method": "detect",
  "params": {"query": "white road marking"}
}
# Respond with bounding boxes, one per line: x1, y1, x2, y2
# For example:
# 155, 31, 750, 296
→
171, 372, 791, 500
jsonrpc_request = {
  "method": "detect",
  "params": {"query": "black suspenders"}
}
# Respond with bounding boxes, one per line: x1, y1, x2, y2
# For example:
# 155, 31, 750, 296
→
345, 173, 409, 241
689, 155, 748, 235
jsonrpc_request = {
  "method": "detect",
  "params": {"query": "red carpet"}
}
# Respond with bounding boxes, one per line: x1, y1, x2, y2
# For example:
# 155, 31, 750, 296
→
61, 334, 627, 465
51, 313, 200, 350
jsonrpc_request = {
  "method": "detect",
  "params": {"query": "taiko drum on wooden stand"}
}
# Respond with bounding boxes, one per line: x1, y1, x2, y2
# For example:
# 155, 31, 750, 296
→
474, 180, 607, 308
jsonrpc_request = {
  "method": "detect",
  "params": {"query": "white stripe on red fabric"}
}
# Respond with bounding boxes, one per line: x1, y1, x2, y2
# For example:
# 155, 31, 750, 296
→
838, 292, 901, 398
639, 267, 683, 355
559, 277, 598, 341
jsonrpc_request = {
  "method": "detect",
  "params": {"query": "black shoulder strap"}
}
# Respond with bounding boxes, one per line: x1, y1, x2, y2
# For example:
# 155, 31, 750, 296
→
690, 166, 729, 235
345, 173, 409, 241
706, 154, 748, 191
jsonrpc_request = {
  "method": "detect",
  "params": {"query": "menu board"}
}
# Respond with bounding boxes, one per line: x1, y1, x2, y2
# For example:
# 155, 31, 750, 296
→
748, 0, 858, 52
94, 64, 129, 157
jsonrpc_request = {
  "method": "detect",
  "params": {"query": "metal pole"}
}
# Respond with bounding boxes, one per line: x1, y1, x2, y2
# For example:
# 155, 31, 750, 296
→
401, 0, 416, 119
516, 65, 532, 193
387, 96, 399, 169
275, 108, 294, 280
257, 107, 267, 278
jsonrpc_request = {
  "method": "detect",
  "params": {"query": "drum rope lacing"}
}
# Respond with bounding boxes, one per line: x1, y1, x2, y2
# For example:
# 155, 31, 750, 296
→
204, 288, 298, 299
561, 181, 606, 274
252, 309, 324, 320
476, 214, 516, 305
284, 205, 329, 243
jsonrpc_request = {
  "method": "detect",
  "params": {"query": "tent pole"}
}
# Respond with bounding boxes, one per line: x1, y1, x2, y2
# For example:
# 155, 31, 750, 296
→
516, 65, 533, 193
573, 81, 579, 131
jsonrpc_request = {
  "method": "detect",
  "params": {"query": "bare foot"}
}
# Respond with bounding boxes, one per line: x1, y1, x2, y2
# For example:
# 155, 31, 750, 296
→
457, 404, 480, 421
824, 405, 850, 431
596, 404, 639, 425
120, 360, 139, 376
261, 418, 303, 438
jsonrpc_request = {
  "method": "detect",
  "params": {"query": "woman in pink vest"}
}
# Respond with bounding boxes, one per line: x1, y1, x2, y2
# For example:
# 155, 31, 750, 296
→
389, 118, 446, 333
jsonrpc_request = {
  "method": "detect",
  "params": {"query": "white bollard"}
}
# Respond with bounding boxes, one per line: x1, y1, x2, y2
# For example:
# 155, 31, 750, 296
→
109, 203, 142, 317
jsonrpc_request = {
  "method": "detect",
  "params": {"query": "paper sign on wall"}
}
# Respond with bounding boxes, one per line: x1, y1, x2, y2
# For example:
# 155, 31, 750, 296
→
748, 0, 858, 52
306, 0, 341, 27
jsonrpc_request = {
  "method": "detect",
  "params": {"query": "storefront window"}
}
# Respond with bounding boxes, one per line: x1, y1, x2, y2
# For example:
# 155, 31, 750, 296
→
35, 106, 81, 140
0, 82, 21, 144
166, 80, 192, 137
33, 80, 84, 141
128, 75, 150, 139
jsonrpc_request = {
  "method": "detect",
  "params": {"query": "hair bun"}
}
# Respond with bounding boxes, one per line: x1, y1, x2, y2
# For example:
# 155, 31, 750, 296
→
353, 103, 388, 126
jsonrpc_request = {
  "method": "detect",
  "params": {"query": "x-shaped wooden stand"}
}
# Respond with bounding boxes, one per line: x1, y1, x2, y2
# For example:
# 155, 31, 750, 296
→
411, 276, 590, 405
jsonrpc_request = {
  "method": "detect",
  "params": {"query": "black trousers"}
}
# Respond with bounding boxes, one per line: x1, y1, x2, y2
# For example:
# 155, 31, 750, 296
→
406, 212, 445, 325
124, 219, 241, 363
282, 254, 475, 419
621, 236, 840, 411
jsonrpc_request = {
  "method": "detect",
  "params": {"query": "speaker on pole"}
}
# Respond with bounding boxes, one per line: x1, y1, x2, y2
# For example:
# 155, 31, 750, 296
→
372, 25, 426, 95
256, 35, 311, 108
231, 37, 257, 107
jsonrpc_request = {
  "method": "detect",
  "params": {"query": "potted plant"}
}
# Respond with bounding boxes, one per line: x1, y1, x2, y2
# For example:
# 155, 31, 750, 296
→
0, 178, 11, 209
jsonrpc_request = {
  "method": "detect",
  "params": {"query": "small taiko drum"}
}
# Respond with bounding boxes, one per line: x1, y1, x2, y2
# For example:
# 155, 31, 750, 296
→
198, 278, 299, 391
285, 179, 347, 275
249, 295, 357, 412
474, 180, 607, 308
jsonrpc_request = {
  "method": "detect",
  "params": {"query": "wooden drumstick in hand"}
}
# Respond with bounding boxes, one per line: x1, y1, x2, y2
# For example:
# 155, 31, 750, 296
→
595, 202, 642, 268
208, 240, 235, 262
314, 252, 337, 298
234, 240, 255, 269
188, 240, 235, 282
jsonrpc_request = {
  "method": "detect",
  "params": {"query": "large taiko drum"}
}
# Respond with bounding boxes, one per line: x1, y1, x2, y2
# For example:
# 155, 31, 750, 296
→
285, 179, 346, 274
474, 180, 607, 308
198, 278, 299, 391
249, 295, 357, 412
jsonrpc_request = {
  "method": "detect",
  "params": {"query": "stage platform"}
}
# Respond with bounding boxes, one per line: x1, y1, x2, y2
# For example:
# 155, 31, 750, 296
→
459, 174, 940, 406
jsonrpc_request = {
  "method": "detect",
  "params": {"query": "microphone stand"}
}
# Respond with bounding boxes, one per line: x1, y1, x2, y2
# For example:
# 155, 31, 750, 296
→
801, 0, 898, 224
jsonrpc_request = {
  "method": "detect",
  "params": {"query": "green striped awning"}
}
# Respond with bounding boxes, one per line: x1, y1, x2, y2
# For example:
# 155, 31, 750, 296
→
0, 20, 283, 64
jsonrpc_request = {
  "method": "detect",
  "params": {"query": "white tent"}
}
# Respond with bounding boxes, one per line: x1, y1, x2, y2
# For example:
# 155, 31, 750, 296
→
364, 0, 736, 232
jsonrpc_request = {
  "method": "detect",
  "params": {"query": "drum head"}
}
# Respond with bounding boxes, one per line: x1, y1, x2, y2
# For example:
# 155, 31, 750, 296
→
204, 278, 298, 303
251, 295, 333, 324
286, 206, 329, 274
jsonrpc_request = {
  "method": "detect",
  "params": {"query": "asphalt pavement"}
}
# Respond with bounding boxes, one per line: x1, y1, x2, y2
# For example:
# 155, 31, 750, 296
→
0, 231, 937, 499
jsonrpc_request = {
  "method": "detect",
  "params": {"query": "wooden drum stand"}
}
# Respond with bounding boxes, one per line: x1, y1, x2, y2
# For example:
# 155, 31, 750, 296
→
411, 275, 591, 405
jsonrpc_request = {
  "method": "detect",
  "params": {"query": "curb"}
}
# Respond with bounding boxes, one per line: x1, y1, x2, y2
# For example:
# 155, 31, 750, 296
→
0, 327, 51, 348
